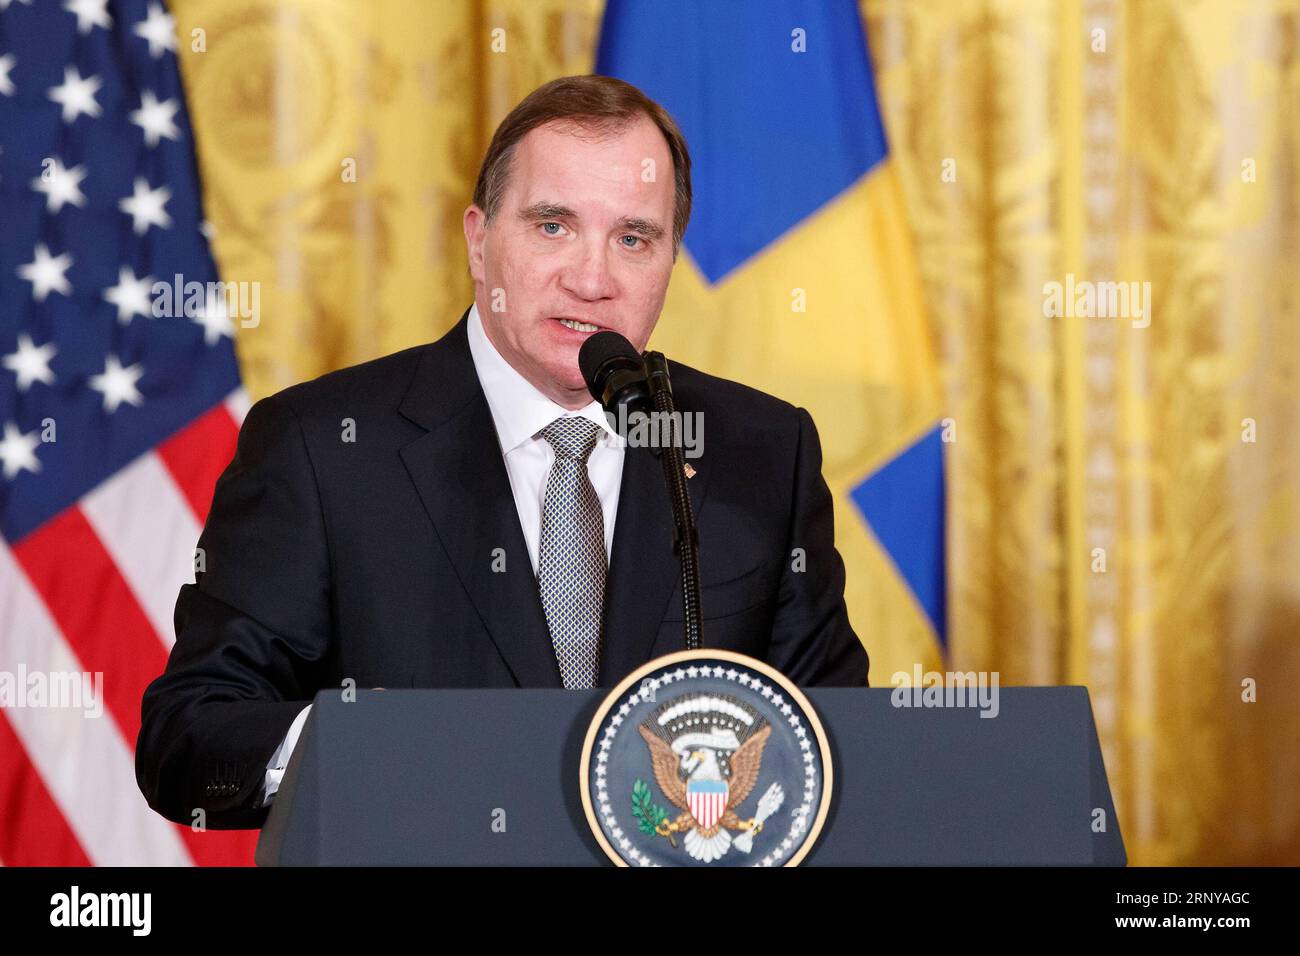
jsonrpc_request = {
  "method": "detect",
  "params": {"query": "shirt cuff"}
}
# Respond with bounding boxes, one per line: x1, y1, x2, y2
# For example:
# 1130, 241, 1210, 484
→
259, 704, 312, 808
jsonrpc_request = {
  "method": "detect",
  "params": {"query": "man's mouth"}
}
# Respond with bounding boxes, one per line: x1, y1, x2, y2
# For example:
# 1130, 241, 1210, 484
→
553, 317, 603, 334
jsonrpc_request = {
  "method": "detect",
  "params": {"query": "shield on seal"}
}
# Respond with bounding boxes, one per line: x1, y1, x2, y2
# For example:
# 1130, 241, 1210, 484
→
686, 777, 728, 829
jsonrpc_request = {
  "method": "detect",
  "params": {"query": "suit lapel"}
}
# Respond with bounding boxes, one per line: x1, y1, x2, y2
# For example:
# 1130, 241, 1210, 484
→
397, 311, 711, 688
398, 312, 562, 688
599, 430, 711, 685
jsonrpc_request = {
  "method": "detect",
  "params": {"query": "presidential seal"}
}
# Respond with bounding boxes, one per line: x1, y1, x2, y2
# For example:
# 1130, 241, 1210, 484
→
580, 649, 832, 866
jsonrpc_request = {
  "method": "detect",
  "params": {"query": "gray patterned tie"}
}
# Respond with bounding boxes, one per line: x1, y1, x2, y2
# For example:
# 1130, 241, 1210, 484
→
537, 416, 606, 688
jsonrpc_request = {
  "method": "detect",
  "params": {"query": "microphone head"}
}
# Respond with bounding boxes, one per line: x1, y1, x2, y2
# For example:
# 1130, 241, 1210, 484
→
579, 332, 639, 395
579, 330, 641, 403
579, 330, 652, 429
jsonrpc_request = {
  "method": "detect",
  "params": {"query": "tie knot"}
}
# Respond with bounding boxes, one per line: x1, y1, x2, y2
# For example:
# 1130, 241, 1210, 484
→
540, 416, 603, 462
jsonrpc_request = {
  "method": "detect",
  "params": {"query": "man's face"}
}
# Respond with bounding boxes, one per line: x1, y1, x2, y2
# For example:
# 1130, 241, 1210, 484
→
464, 115, 677, 409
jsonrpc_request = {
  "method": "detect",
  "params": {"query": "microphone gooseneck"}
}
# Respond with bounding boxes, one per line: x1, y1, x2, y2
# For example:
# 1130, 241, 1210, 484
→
643, 351, 702, 651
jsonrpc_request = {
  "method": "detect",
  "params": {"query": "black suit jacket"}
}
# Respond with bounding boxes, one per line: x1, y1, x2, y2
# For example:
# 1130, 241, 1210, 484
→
136, 308, 868, 827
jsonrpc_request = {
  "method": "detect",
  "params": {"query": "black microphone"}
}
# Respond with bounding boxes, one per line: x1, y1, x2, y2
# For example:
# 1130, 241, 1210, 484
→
578, 331, 703, 651
579, 331, 652, 435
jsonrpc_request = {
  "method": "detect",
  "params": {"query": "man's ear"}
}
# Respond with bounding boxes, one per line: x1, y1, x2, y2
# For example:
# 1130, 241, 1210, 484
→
463, 204, 487, 283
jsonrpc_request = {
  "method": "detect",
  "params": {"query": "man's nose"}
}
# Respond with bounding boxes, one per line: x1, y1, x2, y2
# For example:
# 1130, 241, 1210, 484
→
559, 238, 617, 301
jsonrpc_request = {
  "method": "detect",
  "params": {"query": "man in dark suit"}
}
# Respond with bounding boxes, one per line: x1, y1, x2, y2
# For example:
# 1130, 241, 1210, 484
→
137, 75, 868, 829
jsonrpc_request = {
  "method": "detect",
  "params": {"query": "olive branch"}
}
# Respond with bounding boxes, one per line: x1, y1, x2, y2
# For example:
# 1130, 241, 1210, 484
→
631, 778, 671, 836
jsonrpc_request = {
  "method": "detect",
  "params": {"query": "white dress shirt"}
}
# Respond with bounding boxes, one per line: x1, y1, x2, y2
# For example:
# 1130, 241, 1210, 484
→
466, 301, 626, 571
259, 302, 625, 806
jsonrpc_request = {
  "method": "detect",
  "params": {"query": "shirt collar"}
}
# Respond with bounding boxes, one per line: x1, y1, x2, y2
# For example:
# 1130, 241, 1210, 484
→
466, 301, 624, 454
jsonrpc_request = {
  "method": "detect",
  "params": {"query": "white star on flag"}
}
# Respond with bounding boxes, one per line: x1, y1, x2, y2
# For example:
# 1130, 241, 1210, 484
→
0, 422, 42, 480
103, 266, 157, 324
64, 0, 112, 34
0, 0, 33, 11
30, 157, 89, 214
0, 54, 15, 97
2, 334, 58, 392
88, 355, 145, 413
133, 2, 177, 59
17, 243, 74, 302
192, 288, 235, 345
48, 65, 102, 123
118, 177, 172, 234
129, 90, 180, 147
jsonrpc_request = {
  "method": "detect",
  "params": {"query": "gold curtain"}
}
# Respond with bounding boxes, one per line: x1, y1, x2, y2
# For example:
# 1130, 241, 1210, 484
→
867, 0, 1300, 866
172, 0, 1300, 865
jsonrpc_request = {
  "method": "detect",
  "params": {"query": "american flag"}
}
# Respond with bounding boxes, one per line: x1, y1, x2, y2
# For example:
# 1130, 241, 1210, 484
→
0, 0, 256, 864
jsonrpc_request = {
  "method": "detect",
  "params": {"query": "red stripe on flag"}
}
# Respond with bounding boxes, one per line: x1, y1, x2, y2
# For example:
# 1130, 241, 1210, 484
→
0, 712, 92, 866
12, 509, 167, 747
13, 508, 256, 866
156, 402, 240, 524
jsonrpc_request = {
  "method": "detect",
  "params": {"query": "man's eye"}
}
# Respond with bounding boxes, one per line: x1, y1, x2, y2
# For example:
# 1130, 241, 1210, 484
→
540, 222, 564, 236
620, 235, 642, 248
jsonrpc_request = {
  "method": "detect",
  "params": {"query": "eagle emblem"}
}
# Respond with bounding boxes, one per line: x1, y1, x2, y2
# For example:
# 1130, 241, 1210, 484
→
633, 694, 785, 862
581, 649, 831, 867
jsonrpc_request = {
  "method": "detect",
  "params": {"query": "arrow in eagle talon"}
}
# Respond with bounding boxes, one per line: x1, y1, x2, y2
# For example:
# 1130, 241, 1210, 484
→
733, 782, 785, 854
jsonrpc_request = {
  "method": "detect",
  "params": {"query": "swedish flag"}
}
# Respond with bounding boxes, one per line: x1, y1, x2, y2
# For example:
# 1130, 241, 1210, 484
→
598, 0, 947, 674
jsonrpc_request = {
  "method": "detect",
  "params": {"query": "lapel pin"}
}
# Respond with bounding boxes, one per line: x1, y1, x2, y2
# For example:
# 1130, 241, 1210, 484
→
683, 463, 696, 479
